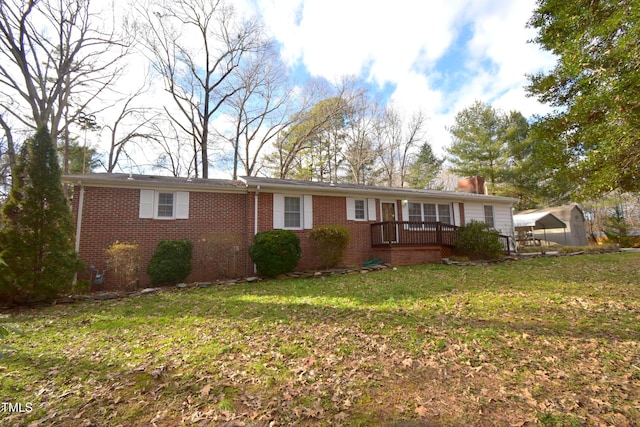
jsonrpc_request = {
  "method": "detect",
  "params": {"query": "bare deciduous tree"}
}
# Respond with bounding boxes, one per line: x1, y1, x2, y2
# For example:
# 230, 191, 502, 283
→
100, 80, 161, 173
135, 0, 266, 179
374, 106, 427, 187
216, 42, 294, 179
341, 83, 380, 185
149, 119, 197, 178
0, 0, 130, 176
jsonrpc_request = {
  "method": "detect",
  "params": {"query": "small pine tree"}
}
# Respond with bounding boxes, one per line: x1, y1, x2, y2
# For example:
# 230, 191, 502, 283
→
604, 205, 630, 247
0, 127, 84, 303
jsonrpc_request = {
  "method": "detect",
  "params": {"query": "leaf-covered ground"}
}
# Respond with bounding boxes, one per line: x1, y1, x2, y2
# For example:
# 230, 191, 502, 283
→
1, 252, 639, 426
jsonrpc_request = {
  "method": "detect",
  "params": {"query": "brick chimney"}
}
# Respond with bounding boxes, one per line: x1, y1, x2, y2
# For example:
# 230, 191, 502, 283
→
457, 176, 486, 195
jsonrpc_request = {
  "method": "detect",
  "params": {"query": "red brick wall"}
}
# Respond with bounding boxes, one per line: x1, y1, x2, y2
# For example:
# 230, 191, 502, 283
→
373, 246, 442, 265
254, 193, 379, 270
73, 186, 253, 289
71, 185, 447, 291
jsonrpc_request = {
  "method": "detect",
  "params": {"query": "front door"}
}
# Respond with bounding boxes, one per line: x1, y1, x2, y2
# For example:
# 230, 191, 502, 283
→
381, 202, 397, 242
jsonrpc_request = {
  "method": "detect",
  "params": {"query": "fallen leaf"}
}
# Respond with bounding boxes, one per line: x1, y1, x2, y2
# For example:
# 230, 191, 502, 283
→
415, 405, 428, 417
200, 384, 211, 397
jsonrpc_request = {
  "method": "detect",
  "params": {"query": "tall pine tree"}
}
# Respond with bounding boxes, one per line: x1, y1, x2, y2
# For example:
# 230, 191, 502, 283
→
527, 0, 640, 198
405, 142, 443, 189
0, 127, 83, 303
446, 101, 510, 193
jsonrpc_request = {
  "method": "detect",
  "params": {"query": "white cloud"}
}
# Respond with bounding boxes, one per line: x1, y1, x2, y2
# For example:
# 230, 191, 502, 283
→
83, 0, 557, 175
255, 0, 557, 157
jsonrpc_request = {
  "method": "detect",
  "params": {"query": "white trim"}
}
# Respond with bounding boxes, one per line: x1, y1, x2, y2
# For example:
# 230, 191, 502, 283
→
380, 200, 398, 221
139, 189, 154, 218
453, 202, 461, 226
380, 200, 398, 243
273, 193, 313, 230
367, 198, 376, 221
404, 201, 454, 224
254, 186, 260, 235
484, 204, 495, 228
303, 194, 313, 229
347, 197, 370, 221
273, 193, 285, 229
175, 191, 189, 219
139, 189, 189, 220
75, 185, 85, 253
346, 198, 356, 220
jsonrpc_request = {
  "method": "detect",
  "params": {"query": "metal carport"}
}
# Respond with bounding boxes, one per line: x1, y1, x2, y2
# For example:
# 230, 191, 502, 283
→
513, 212, 567, 246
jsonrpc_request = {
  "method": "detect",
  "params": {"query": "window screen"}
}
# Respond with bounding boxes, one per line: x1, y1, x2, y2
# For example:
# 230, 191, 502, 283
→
157, 193, 174, 217
284, 196, 301, 228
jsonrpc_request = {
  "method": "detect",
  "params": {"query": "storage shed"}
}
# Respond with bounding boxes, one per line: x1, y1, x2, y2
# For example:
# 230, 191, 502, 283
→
515, 205, 588, 246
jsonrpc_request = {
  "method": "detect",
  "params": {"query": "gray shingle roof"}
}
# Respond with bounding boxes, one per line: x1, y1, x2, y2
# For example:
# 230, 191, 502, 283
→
62, 173, 518, 203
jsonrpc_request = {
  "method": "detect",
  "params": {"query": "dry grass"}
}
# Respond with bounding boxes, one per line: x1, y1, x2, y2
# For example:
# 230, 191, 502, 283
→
1, 252, 639, 426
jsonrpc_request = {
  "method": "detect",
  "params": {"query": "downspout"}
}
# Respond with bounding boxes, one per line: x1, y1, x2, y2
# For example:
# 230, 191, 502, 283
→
73, 183, 85, 284
254, 185, 260, 236
253, 185, 260, 274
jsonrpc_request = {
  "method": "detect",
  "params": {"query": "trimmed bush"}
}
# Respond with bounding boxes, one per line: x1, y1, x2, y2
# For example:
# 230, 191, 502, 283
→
455, 220, 504, 260
309, 225, 351, 268
249, 230, 301, 277
147, 240, 193, 285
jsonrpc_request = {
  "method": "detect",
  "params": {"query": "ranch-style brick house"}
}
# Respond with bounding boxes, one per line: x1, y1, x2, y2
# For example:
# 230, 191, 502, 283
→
62, 173, 518, 289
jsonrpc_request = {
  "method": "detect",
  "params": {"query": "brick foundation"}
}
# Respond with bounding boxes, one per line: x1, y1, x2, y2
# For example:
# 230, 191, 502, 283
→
372, 246, 442, 266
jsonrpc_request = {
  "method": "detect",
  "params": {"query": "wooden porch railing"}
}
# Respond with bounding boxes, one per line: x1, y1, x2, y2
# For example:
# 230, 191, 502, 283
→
370, 221, 512, 254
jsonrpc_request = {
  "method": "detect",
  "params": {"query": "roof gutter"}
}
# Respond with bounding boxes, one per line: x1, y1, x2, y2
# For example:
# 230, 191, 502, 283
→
240, 178, 518, 204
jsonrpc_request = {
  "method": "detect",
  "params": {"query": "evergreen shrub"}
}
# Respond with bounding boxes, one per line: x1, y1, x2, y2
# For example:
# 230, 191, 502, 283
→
309, 225, 351, 268
0, 127, 83, 303
147, 240, 193, 285
249, 230, 301, 277
455, 220, 504, 260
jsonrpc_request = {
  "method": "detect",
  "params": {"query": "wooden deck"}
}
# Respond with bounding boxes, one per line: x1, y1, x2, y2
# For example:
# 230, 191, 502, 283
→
370, 221, 512, 254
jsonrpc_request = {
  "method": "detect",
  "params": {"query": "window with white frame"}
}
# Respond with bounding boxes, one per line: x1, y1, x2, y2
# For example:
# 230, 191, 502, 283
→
438, 204, 452, 224
346, 198, 376, 221
424, 203, 438, 222
156, 192, 174, 218
407, 202, 452, 224
408, 202, 422, 222
273, 194, 313, 229
284, 196, 301, 228
484, 205, 495, 228
139, 189, 189, 219
354, 199, 366, 220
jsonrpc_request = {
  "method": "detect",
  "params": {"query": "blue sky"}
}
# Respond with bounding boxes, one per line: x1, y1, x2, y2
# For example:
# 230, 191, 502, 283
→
96, 0, 557, 176
250, 0, 557, 155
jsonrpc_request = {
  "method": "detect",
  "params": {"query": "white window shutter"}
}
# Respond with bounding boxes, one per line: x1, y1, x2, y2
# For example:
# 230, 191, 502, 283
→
346, 198, 356, 220
367, 198, 376, 221
273, 194, 284, 229
401, 201, 409, 222
139, 189, 154, 218
453, 202, 461, 226
176, 191, 189, 219
303, 195, 313, 229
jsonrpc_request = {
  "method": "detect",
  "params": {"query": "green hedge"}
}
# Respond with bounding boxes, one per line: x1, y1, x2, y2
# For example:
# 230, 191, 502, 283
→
147, 240, 193, 285
455, 220, 504, 260
249, 230, 301, 277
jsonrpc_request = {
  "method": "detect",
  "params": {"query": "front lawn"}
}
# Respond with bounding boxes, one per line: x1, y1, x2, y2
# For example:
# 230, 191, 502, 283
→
1, 252, 639, 426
